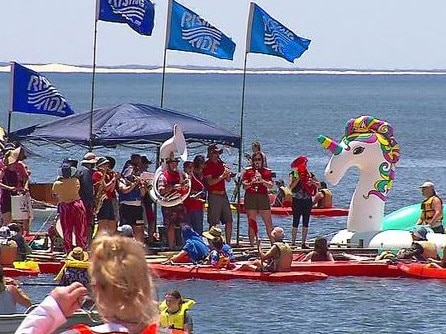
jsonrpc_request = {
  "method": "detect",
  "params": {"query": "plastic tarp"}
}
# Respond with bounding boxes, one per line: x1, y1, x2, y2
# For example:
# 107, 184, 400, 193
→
10, 103, 241, 148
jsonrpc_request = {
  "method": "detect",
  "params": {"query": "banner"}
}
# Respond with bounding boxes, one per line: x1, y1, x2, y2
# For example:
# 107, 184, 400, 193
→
97, 0, 155, 36
167, 0, 236, 60
246, 3, 310, 63
10, 62, 75, 117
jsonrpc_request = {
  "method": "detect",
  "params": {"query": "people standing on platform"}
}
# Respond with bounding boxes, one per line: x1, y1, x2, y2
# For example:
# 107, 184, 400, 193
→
52, 160, 88, 253
76, 152, 98, 246
158, 153, 188, 250
416, 181, 444, 233
92, 157, 119, 235
251, 141, 268, 168
0, 146, 30, 232
183, 155, 206, 236
0, 265, 32, 314
241, 152, 274, 245
118, 167, 146, 244
289, 156, 319, 248
15, 235, 159, 334
203, 144, 234, 245
140, 155, 156, 245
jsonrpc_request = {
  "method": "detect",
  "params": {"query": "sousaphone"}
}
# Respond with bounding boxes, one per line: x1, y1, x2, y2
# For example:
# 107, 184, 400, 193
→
149, 124, 191, 207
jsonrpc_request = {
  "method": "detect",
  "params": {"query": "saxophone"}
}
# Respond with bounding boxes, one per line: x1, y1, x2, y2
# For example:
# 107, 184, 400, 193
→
94, 171, 107, 216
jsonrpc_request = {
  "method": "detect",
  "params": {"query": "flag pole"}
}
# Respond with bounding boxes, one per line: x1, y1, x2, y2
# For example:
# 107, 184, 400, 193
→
160, 0, 172, 108
7, 62, 15, 137
89, 3, 100, 152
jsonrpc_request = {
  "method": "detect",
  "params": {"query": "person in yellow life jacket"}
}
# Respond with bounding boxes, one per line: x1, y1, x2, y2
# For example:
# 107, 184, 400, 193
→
159, 290, 195, 334
237, 226, 293, 272
15, 235, 159, 334
312, 181, 333, 209
417, 181, 444, 233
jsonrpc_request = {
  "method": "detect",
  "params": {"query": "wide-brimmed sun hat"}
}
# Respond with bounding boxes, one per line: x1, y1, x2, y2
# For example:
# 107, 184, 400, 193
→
96, 156, 110, 168
411, 226, 428, 241
81, 152, 98, 164
202, 226, 222, 240
4, 147, 22, 166
67, 247, 89, 261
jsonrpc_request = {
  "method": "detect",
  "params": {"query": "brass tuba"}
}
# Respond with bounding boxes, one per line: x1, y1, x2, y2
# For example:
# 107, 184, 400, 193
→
149, 124, 191, 207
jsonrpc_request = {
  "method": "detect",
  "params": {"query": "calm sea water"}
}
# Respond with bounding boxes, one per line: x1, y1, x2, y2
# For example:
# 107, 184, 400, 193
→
2, 72, 446, 333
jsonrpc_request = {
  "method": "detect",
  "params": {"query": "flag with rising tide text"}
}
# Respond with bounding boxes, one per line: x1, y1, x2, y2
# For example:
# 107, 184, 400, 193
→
246, 3, 311, 63
166, 0, 236, 60
10, 62, 74, 117
97, 0, 155, 36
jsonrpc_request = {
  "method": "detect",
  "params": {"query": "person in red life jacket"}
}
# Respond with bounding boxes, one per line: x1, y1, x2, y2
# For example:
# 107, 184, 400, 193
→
15, 234, 159, 334
52, 161, 88, 253
92, 157, 119, 235
0, 146, 30, 231
202, 144, 234, 245
159, 290, 195, 334
303, 237, 335, 262
416, 181, 444, 234
241, 152, 274, 245
158, 153, 188, 250
289, 156, 319, 249
182, 156, 206, 236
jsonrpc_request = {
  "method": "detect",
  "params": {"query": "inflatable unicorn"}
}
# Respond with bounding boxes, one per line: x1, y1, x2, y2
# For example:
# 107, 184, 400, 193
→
318, 115, 446, 250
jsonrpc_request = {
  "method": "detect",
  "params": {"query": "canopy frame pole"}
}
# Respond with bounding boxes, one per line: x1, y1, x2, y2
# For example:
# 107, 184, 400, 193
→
88, 15, 99, 151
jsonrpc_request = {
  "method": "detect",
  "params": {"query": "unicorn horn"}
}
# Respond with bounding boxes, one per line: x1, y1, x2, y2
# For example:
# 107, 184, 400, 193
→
318, 135, 343, 155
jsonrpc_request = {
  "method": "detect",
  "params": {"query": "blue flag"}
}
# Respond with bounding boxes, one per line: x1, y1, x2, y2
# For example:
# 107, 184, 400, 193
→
247, 3, 311, 63
97, 0, 155, 36
167, 0, 236, 60
10, 62, 75, 117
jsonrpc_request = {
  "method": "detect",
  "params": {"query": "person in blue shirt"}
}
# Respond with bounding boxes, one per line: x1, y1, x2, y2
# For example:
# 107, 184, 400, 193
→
169, 226, 209, 264
203, 226, 235, 269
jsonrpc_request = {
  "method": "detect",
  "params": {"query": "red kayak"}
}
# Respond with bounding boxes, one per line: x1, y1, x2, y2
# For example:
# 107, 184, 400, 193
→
290, 261, 402, 277
397, 262, 446, 279
232, 195, 348, 217
149, 263, 327, 283
3, 267, 39, 278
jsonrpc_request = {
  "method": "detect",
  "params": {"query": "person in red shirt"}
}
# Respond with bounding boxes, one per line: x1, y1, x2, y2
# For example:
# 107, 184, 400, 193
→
242, 152, 274, 245
183, 155, 206, 235
202, 144, 233, 245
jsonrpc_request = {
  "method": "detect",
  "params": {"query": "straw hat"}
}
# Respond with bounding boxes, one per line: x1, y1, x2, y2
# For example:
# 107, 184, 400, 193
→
4, 147, 22, 166
202, 226, 222, 241
67, 247, 89, 261
81, 152, 98, 164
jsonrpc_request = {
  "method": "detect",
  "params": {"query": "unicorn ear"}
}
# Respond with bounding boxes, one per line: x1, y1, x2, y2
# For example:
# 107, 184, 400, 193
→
318, 135, 343, 155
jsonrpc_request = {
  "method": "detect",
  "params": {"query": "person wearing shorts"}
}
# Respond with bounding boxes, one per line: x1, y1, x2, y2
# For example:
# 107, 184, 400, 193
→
242, 152, 274, 245
203, 144, 234, 245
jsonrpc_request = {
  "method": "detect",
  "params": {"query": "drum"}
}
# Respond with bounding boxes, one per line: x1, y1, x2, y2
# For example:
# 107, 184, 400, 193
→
11, 194, 30, 221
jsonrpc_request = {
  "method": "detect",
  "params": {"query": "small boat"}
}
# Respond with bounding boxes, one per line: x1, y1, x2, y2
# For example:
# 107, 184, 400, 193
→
290, 261, 402, 278
0, 310, 101, 334
2, 266, 39, 278
397, 262, 446, 279
149, 263, 328, 283
232, 194, 348, 217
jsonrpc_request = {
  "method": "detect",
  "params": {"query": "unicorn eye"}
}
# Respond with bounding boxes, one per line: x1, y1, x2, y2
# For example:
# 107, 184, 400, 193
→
353, 147, 364, 155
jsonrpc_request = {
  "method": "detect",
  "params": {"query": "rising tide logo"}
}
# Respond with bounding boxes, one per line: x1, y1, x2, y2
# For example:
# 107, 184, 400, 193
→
108, 0, 146, 26
262, 17, 295, 57
26, 75, 68, 112
180, 12, 221, 54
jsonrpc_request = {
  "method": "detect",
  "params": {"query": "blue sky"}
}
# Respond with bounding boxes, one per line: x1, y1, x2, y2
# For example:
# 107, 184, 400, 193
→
1, 0, 446, 70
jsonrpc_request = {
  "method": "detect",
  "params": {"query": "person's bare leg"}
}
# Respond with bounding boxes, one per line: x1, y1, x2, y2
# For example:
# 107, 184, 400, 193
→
259, 210, 273, 244
225, 221, 232, 245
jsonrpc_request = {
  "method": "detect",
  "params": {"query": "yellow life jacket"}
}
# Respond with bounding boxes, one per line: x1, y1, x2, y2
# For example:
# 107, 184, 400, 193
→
159, 298, 195, 331
420, 195, 443, 224
272, 242, 293, 272
415, 241, 439, 260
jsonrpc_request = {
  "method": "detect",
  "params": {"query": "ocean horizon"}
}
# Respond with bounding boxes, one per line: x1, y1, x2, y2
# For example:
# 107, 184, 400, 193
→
1, 62, 446, 75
